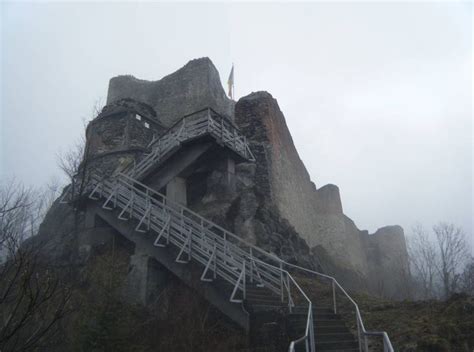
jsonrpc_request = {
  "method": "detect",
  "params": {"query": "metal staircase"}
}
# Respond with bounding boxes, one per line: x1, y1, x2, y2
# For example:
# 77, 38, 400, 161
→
129, 108, 255, 180
74, 107, 394, 352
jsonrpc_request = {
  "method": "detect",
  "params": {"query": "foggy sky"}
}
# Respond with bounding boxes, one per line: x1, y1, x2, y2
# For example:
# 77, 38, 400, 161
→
1, 2, 472, 252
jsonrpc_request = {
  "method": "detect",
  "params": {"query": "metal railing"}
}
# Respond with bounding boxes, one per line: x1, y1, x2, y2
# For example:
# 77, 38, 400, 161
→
283, 263, 395, 352
131, 108, 255, 179
89, 172, 283, 296
87, 172, 393, 352
77, 105, 393, 352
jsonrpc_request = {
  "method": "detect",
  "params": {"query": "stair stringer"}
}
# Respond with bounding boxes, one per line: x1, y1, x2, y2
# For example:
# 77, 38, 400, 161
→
142, 141, 213, 190
87, 201, 250, 332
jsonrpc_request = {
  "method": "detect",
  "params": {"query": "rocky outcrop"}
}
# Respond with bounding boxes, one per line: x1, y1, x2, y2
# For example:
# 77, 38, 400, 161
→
107, 58, 234, 127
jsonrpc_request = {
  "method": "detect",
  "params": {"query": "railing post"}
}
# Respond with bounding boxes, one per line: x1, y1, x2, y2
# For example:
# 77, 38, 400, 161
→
287, 274, 292, 313
180, 117, 186, 141
113, 179, 118, 208
280, 261, 284, 302
332, 279, 337, 314
224, 232, 227, 259
233, 128, 237, 149
207, 108, 211, 131
357, 317, 362, 352
244, 136, 247, 157
188, 227, 192, 261
309, 307, 315, 352
364, 334, 369, 352
221, 117, 224, 141
129, 188, 135, 218
213, 242, 217, 279
243, 261, 246, 300
250, 248, 254, 283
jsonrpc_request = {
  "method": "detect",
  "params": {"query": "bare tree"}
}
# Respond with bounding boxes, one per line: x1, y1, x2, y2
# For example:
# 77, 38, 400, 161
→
433, 222, 470, 298
0, 180, 72, 351
408, 224, 439, 299
56, 137, 85, 182
0, 181, 35, 257
460, 257, 474, 295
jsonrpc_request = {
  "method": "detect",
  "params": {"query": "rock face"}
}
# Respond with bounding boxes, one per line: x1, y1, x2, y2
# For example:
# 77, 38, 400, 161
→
107, 58, 234, 127
234, 91, 409, 296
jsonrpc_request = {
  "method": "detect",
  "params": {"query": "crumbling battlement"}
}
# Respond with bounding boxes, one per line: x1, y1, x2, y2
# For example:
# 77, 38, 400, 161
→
234, 90, 409, 297
107, 57, 234, 127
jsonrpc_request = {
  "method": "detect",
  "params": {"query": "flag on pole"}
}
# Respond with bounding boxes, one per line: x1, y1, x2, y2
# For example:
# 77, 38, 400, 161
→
227, 64, 234, 99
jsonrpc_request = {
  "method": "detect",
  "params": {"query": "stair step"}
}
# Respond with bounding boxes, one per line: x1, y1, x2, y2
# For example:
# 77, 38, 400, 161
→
315, 340, 359, 350
315, 326, 352, 334
288, 313, 341, 322
314, 333, 355, 341
317, 349, 359, 352
248, 303, 288, 311
245, 296, 283, 303
245, 292, 281, 300
292, 306, 334, 313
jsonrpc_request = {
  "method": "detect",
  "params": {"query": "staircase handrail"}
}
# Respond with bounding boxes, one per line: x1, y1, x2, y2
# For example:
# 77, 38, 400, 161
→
115, 172, 282, 263
136, 107, 255, 179
282, 262, 395, 352
90, 170, 393, 352
86, 170, 394, 352
148, 107, 240, 148
249, 257, 314, 352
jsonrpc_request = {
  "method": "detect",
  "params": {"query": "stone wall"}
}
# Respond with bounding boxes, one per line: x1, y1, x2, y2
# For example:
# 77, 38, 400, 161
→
367, 226, 411, 298
107, 58, 234, 127
234, 92, 369, 277
84, 99, 160, 176
233, 91, 410, 295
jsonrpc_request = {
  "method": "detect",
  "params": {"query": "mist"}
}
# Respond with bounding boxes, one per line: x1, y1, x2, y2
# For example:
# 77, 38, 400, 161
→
1, 2, 472, 252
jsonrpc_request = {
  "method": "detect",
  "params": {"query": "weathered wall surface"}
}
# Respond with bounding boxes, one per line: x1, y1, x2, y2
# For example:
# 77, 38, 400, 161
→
233, 91, 411, 295
107, 57, 234, 127
234, 92, 370, 277
85, 99, 160, 176
367, 226, 411, 298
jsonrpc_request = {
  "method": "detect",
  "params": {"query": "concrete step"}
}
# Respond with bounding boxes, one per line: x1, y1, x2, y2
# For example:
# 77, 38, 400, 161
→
245, 291, 281, 300
289, 319, 348, 329
247, 303, 288, 312
315, 340, 359, 350
315, 326, 352, 335
291, 306, 334, 314
317, 349, 359, 352
314, 333, 355, 341
288, 313, 342, 322
245, 296, 283, 305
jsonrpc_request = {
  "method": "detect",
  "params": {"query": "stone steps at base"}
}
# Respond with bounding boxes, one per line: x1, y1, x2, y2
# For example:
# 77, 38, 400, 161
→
318, 349, 360, 352
315, 340, 359, 350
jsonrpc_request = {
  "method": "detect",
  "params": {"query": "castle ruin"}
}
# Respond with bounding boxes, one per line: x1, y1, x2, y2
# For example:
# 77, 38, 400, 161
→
40, 57, 407, 351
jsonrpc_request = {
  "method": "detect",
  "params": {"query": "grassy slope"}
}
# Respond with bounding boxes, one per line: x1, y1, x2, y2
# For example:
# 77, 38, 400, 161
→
353, 292, 474, 352
297, 276, 474, 351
